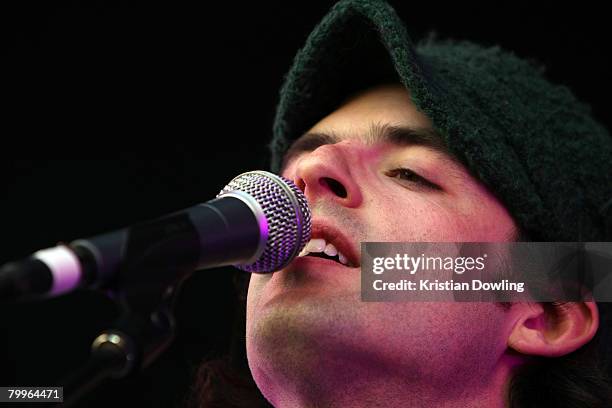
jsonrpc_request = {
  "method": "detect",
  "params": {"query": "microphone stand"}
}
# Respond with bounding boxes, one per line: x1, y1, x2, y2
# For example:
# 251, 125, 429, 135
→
60, 305, 177, 407
57, 241, 193, 407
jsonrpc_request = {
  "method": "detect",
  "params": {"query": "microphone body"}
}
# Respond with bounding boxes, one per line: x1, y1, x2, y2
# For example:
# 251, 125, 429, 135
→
0, 171, 311, 301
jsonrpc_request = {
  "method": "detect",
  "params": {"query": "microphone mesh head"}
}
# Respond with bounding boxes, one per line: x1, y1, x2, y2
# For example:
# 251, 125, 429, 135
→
217, 171, 311, 273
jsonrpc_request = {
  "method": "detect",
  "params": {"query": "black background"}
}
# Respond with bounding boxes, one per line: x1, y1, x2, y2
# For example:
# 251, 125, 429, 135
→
1, 1, 610, 407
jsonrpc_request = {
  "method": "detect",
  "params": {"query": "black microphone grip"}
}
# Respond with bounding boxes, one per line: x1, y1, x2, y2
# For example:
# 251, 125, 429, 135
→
77, 195, 263, 285
0, 195, 264, 301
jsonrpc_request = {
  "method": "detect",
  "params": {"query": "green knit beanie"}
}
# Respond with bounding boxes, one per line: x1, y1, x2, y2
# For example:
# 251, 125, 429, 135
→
269, 0, 612, 242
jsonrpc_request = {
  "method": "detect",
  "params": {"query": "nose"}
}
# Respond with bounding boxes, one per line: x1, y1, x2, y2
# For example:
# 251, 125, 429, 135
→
292, 143, 363, 208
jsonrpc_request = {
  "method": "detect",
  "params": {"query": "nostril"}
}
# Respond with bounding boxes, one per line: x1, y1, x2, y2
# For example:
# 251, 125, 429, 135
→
320, 177, 348, 198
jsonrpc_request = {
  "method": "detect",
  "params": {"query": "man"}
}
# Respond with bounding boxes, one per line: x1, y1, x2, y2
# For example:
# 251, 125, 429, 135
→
192, 0, 612, 406
246, 84, 609, 406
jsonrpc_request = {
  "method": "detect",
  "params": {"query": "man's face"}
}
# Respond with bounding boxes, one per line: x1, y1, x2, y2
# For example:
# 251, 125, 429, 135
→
246, 84, 520, 404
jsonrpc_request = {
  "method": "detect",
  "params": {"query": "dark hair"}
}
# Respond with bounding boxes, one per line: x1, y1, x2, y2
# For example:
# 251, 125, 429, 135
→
184, 272, 272, 408
509, 302, 612, 408
506, 231, 612, 406
185, 356, 270, 408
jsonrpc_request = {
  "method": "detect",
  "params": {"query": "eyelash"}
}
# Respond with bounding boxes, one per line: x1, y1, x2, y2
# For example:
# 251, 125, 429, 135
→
385, 167, 441, 190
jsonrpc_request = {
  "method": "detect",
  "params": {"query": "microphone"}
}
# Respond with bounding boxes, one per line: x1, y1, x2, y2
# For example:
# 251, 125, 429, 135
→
0, 170, 311, 301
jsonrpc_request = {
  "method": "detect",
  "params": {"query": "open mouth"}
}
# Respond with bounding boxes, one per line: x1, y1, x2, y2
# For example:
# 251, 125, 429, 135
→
297, 237, 355, 267
305, 251, 346, 264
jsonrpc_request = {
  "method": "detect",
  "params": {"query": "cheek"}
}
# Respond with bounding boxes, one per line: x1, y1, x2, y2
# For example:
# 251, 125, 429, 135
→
452, 185, 517, 241
246, 274, 269, 328
369, 192, 466, 241
370, 185, 516, 242
361, 303, 509, 383
465, 204, 515, 240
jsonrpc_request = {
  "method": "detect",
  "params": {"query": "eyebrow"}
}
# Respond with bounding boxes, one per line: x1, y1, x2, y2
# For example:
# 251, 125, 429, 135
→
281, 123, 460, 171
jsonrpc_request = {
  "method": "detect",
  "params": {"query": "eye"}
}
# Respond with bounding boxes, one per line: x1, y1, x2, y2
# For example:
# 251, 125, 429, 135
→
385, 167, 441, 190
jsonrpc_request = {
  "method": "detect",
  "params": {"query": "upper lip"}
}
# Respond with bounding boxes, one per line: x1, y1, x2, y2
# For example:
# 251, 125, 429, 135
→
304, 219, 360, 267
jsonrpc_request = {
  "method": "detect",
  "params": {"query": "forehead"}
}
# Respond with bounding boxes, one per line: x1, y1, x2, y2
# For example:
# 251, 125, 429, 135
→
281, 84, 459, 168
312, 83, 433, 133
282, 123, 460, 171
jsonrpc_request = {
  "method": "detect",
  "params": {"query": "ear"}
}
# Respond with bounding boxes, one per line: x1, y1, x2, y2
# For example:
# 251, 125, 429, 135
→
508, 302, 599, 357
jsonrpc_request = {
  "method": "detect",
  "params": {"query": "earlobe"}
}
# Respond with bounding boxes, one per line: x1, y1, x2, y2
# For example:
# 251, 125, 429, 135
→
508, 302, 599, 357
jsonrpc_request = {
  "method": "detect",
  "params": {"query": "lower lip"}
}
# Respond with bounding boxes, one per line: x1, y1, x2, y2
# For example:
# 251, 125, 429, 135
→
289, 255, 356, 272
269, 255, 358, 288
260, 256, 359, 307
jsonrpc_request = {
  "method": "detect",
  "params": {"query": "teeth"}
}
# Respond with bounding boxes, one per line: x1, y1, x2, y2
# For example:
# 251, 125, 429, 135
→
297, 238, 351, 266
323, 243, 338, 257
305, 238, 326, 253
